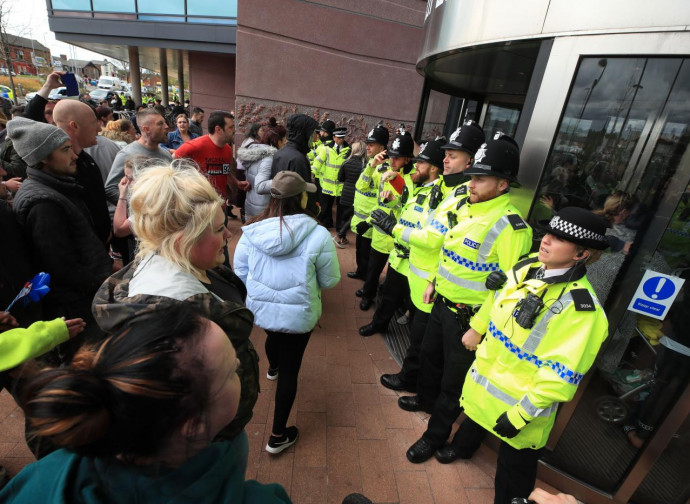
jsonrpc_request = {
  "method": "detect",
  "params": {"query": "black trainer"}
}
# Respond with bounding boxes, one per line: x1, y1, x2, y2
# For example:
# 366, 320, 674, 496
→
265, 426, 299, 454
266, 367, 279, 381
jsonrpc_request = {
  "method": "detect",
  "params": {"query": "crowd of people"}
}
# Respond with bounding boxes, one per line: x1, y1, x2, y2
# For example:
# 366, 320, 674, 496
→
0, 70, 604, 504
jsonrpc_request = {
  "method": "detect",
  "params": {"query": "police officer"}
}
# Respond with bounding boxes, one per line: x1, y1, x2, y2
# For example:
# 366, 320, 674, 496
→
437, 207, 609, 504
348, 122, 389, 280
310, 119, 335, 198
359, 137, 446, 336
379, 121, 485, 392
313, 126, 351, 228
402, 134, 533, 464
356, 128, 415, 311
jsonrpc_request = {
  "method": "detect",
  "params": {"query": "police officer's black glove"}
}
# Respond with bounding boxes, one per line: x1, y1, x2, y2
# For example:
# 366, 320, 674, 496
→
493, 412, 522, 439
355, 221, 372, 235
485, 271, 508, 290
371, 209, 396, 236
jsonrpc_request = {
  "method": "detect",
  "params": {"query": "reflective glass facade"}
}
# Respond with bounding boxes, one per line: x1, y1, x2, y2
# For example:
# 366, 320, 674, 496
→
49, 0, 237, 23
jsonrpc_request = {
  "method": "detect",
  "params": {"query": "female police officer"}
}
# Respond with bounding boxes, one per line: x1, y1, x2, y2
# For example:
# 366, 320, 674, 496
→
436, 207, 609, 504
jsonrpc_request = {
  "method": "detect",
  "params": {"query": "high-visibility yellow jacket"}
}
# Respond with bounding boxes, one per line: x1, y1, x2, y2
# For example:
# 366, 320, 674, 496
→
312, 142, 351, 197
369, 164, 416, 255
462, 255, 609, 449
394, 180, 469, 312
351, 158, 379, 239
307, 137, 323, 168
388, 180, 437, 276
434, 192, 532, 307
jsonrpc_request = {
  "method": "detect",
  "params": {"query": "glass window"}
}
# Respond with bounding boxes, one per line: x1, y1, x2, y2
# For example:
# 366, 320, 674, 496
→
483, 102, 520, 139
539, 58, 690, 501
138, 0, 184, 14
51, 0, 91, 10
420, 89, 451, 141
186, 17, 237, 25
92, 0, 135, 12
187, 0, 236, 18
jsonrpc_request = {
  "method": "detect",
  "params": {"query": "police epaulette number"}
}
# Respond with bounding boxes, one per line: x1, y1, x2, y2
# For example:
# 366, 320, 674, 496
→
570, 289, 596, 311
506, 213, 527, 231
455, 185, 468, 197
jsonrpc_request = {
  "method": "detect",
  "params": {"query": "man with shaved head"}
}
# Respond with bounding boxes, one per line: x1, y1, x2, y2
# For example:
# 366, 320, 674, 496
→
104, 109, 171, 209
53, 99, 111, 246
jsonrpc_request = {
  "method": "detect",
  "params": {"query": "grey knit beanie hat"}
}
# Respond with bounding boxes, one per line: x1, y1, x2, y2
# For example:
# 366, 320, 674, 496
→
7, 117, 70, 167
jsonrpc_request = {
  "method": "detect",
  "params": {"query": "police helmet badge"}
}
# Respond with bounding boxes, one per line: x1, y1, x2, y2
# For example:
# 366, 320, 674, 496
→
475, 143, 488, 164
449, 128, 461, 142
392, 137, 401, 151
418, 142, 428, 155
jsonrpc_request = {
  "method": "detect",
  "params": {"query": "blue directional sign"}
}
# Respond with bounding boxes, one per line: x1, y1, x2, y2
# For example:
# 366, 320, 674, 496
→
628, 271, 685, 320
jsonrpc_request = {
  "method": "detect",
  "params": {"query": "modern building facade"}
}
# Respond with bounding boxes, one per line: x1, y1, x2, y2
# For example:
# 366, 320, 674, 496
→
45, 0, 428, 137
416, 1, 690, 503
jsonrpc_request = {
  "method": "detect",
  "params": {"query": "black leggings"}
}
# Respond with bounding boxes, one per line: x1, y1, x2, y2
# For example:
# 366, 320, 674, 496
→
265, 330, 312, 435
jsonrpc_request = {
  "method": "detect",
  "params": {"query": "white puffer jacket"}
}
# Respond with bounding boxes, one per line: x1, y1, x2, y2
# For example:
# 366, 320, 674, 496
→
236, 144, 277, 218
234, 214, 340, 333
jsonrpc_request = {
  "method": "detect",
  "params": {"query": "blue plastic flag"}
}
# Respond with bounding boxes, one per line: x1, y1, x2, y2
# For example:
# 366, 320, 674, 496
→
4, 272, 51, 312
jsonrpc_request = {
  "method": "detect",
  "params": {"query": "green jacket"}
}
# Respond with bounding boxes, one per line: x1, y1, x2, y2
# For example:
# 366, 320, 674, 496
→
434, 192, 532, 306
388, 180, 437, 276
351, 158, 379, 238
394, 179, 468, 312
307, 137, 323, 167
0, 434, 292, 504
368, 163, 416, 255
0, 318, 69, 372
312, 142, 351, 197
463, 255, 608, 449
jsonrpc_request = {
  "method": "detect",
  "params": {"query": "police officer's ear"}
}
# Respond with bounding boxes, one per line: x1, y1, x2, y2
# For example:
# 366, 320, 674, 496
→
574, 248, 590, 263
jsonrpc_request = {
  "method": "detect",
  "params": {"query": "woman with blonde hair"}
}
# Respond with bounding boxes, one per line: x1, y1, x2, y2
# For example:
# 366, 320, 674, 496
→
165, 113, 199, 153
92, 160, 259, 442
102, 119, 137, 147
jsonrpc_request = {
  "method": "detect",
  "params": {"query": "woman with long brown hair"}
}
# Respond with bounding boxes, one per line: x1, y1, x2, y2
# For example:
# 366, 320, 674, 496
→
234, 171, 340, 454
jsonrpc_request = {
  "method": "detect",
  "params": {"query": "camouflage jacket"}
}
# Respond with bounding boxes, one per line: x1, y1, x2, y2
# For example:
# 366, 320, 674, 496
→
92, 257, 259, 441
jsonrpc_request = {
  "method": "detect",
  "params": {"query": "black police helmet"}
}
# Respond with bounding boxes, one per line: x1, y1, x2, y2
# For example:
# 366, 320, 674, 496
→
320, 120, 335, 135
441, 120, 485, 156
365, 121, 389, 146
388, 131, 414, 158
463, 133, 520, 185
413, 137, 446, 170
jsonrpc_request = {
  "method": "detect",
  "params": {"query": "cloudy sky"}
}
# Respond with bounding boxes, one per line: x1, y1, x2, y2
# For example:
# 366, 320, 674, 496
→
5, 0, 106, 61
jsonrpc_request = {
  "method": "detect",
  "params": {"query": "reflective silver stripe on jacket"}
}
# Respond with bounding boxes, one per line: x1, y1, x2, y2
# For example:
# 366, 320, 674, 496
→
409, 263, 430, 280
354, 210, 369, 220
360, 174, 371, 183
469, 368, 558, 418
322, 178, 339, 185
437, 265, 487, 292
476, 215, 510, 263
372, 224, 386, 235
522, 292, 600, 353
401, 227, 413, 244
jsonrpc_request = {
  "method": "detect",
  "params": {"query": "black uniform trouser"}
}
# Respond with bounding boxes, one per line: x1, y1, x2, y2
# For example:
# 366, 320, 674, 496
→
337, 204, 354, 238
418, 298, 476, 447
361, 249, 389, 299
450, 417, 543, 504
398, 306, 430, 386
319, 194, 336, 228
372, 266, 410, 328
354, 234, 372, 277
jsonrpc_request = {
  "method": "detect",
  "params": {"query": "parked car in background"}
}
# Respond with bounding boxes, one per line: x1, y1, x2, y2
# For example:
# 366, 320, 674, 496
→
97, 76, 121, 90
48, 87, 68, 100
89, 88, 119, 106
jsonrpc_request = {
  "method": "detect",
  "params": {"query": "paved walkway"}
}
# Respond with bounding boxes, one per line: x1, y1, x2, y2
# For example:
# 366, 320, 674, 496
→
0, 216, 560, 503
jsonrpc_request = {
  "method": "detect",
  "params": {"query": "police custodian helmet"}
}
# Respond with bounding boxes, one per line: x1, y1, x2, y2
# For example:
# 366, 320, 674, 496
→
365, 121, 390, 146
463, 133, 521, 186
413, 137, 446, 170
441, 120, 485, 156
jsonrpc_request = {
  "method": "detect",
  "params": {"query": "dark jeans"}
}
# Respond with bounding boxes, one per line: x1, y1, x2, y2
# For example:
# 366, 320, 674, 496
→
450, 417, 543, 504
372, 266, 410, 328
265, 330, 312, 435
361, 249, 389, 299
398, 306, 430, 386
337, 204, 354, 238
418, 298, 476, 447
355, 234, 372, 277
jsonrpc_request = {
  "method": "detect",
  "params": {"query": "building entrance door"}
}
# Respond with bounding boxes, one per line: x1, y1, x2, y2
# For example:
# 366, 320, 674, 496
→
529, 56, 690, 503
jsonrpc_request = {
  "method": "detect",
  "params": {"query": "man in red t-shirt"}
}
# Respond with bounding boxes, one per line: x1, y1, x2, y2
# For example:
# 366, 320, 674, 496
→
174, 110, 249, 204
